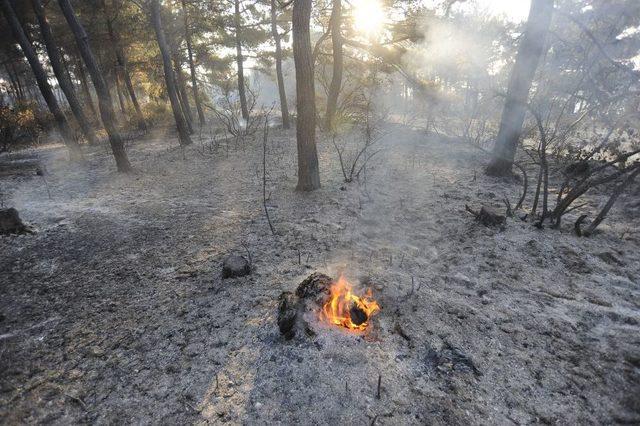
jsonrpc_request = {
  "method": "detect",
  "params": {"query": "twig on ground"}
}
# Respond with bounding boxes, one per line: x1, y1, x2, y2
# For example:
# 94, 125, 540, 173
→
394, 323, 411, 342
241, 243, 253, 269
262, 108, 276, 235
64, 393, 88, 411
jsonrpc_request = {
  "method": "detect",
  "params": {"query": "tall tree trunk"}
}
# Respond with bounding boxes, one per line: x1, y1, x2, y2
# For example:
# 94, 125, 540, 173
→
324, 0, 343, 131
234, 0, 249, 121
149, 0, 192, 146
57, 0, 131, 171
172, 52, 194, 133
485, 0, 554, 176
270, 0, 290, 129
76, 57, 98, 122
292, 0, 320, 191
31, 0, 98, 145
181, 0, 205, 126
103, 3, 146, 131
1, 0, 82, 159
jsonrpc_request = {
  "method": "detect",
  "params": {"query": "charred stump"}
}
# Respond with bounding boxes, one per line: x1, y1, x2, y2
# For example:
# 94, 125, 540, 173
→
0, 208, 31, 235
277, 272, 332, 340
222, 255, 251, 278
465, 205, 506, 227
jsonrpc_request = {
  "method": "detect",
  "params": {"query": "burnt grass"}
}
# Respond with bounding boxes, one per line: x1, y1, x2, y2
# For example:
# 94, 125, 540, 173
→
1, 125, 639, 424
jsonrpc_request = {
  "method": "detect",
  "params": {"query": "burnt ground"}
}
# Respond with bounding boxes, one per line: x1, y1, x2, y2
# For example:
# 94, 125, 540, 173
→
0, 125, 639, 425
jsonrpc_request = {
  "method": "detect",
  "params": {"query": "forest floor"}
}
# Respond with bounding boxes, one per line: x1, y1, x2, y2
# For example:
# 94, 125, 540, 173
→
0, 124, 639, 425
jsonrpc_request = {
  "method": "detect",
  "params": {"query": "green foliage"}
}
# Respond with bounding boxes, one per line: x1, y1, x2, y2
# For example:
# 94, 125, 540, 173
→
0, 101, 45, 152
141, 101, 172, 126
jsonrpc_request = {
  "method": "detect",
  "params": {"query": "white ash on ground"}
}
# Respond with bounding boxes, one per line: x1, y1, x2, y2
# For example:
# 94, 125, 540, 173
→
0, 125, 638, 424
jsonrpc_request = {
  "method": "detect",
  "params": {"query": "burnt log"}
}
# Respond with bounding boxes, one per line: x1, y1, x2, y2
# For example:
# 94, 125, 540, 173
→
295, 272, 332, 302
349, 304, 367, 326
277, 292, 298, 339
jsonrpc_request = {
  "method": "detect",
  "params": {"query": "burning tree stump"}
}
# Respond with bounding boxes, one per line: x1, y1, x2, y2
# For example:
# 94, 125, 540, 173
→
278, 272, 332, 340
277, 273, 380, 340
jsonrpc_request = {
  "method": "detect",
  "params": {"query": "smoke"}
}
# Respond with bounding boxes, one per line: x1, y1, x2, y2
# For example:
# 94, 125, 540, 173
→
402, 10, 508, 86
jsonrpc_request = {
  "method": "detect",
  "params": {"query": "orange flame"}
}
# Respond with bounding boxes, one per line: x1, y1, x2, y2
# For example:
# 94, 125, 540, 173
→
321, 276, 380, 331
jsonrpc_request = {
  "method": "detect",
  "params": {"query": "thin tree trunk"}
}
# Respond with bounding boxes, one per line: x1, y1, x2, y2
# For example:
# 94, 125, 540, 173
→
103, 2, 146, 131
1, 0, 82, 159
57, 0, 131, 171
292, 0, 320, 191
12, 64, 26, 101
324, 0, 343, 130
149, 0, 192, 146
486, 0, 554, 176
181, 0, 205, 126
582, 167, 640, 236
114, 68, 127, 114
172, 52, 194, 133
234, 0, 249, 121
76, 58, 98, 122
270, 0, 290, 129
31, 0, 98, 145
14, 66, 26, 101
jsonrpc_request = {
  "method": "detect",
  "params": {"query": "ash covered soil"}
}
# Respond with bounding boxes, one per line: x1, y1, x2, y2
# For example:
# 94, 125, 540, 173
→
1, 126, 639, 425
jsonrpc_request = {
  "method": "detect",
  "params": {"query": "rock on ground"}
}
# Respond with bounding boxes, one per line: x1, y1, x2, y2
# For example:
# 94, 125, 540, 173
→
222, 254, 251, 278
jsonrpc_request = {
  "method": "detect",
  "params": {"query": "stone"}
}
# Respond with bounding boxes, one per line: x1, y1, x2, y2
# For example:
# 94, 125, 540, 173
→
222, 255, 251, 278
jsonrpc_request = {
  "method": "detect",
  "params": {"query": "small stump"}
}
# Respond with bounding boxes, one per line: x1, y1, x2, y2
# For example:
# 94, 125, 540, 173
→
277, 272, 333, 340
0, 208, 31, 235
222, 255, 251, 278
465, 205, 505, 227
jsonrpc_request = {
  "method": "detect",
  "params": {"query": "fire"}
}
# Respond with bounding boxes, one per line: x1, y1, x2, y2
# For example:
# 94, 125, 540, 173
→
321, 276, 380, 331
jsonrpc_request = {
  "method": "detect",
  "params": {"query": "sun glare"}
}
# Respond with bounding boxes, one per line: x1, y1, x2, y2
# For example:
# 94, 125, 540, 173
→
353, 0, 386, 39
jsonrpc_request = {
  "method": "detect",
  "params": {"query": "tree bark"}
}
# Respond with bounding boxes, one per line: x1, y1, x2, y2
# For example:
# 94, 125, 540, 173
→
270, 0, 290, 129
149, 0, 192, 146
75, 57, 98, 122
292, 0, 320, 191
485, 0, 554, 176
103, 2, 146, 131
181, 0, 205, 126
324, 0, 343, 131
114, 68, 127, 114
32, 0, 98, 145
172, 52, 194, 133
57, 0, 131, 171
234, 0, 249, 121
13, 64, 26, 101
582, 167, 640, 237
1, 0, 82, 159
